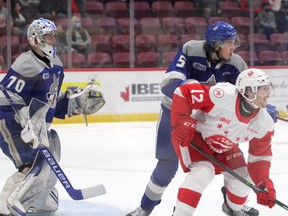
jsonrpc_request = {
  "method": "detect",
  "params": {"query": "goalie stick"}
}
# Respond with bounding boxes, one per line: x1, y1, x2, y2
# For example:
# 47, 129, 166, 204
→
0, 85, 106, 201
190, 141, 288, 212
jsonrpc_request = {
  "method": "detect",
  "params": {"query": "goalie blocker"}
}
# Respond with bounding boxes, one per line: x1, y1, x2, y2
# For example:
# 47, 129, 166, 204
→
67, 83, 105, 118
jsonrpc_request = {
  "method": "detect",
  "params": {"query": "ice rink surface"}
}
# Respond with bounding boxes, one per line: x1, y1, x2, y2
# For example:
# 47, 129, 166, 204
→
0, 121, 288, 216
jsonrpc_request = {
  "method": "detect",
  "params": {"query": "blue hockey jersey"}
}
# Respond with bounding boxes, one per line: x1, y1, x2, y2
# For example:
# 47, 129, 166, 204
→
0, 50, 68, 124
161, 40, 248, 109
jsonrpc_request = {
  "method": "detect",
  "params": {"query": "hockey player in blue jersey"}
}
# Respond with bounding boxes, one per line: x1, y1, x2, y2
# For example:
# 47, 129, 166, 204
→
126, 21, 278, 216
0, 18, 104, 216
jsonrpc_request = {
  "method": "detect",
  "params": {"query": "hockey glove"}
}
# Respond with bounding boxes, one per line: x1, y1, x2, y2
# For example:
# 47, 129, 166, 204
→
14, 106, 40, 148
67, 83, 105, 117
256, 179, 276, 208
171, 116, 197, 147
14, 106, 28, 126
266, 104, 279, 123
20, 119, 40, 149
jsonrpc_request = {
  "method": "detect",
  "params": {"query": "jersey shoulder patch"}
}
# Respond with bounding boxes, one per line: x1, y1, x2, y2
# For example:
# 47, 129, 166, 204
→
209, 83, 237, 108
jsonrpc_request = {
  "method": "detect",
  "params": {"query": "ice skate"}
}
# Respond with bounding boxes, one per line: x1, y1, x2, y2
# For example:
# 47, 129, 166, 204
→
222, 201, 259, 216
221, 187, 259, 216
126, 206, 152, 216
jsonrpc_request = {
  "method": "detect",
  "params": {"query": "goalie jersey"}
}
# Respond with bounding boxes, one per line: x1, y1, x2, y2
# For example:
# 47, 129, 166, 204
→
0, 50, 68, 124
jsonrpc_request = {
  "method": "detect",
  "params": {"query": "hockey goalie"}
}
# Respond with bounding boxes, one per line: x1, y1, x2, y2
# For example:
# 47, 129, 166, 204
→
0, 18, 105, 216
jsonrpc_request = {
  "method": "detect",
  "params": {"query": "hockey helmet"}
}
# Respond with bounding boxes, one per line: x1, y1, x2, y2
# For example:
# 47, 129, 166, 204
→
236, 68, 271, 104
27, 18, 57, 57
205, 21, 240, 49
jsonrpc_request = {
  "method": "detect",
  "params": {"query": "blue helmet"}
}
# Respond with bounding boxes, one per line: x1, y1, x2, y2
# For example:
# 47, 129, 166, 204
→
205, 21, 239, 45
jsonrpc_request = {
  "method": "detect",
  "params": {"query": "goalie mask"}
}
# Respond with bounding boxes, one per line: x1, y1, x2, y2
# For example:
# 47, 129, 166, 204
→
27, 18, 57, 57
236, 68, 271, 107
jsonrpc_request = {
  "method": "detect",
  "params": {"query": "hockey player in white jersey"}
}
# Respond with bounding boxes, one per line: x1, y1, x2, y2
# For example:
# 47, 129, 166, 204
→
0, 18, 104, 216
171, 68, 276, 216
126, 21, 279, 216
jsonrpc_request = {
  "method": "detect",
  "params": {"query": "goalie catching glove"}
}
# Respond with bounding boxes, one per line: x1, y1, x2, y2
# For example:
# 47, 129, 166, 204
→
67, 83, 105, 117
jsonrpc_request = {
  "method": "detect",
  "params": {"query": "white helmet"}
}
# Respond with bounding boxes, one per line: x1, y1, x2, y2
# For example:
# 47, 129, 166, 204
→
236, 68, 271, 105
27, 18, 57, 57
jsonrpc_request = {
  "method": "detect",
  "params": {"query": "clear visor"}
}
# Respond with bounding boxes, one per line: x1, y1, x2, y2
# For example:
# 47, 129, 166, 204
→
219, 35, 241, 48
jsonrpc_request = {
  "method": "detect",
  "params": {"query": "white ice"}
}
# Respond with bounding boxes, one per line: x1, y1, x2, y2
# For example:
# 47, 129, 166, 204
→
0, 121, 288, 216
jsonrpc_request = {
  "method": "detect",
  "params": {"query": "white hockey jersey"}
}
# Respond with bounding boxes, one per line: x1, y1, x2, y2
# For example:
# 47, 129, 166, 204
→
171, 82, 274, 184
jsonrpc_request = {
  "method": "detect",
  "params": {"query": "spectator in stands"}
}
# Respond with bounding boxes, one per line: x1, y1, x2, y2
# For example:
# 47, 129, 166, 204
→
11, 1, 28, 37
195, 0, 220, 19
55, 1, 68, 18
269, 0, 281, 11
56, 24, 67, 56
275, 0, 288, 32
256, 2, 277, 39
17, 0, 39, 8
71, 0, 86, 17
55, 0, 86, 18
67, 15, 91, 56
38, 0, 57, 20
15, 0, 39, 21
0, 0, 13, 36
241, 0, 263, 16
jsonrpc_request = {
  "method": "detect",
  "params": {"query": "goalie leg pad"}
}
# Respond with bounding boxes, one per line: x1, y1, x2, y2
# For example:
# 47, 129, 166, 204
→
48, 129, 61, 162
29, 129, 61, 213
7, 161, 47, 213
28, 178, 59, 213
67, 84, 105, 117
0, 172, 25, 215
7, 151, 51, 214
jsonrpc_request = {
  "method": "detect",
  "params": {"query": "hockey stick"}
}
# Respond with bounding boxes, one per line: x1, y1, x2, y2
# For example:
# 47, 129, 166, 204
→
190, 142, 288, 211
277, 116, 288, 122
0, 85, 106, 200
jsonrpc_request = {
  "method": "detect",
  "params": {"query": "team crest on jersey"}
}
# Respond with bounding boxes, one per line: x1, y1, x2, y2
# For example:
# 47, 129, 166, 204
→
205, 135, 234, 154
46, 74, 59, 108
193, 62, 207, 71
213, 88, 224, 98
43, 73, 50, 80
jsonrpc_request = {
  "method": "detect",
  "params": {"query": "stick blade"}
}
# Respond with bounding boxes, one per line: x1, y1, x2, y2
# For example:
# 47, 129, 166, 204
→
81, 184, 106, 199
68, 184, 106, 200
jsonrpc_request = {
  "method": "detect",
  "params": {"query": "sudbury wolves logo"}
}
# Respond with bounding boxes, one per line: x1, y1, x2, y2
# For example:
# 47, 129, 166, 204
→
46, 74, 59, 108
205, 135, 235, 154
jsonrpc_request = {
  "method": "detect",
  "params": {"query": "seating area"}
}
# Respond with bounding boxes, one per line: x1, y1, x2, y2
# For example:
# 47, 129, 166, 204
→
1, 0, 287, 69
54, 31, 288, 68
